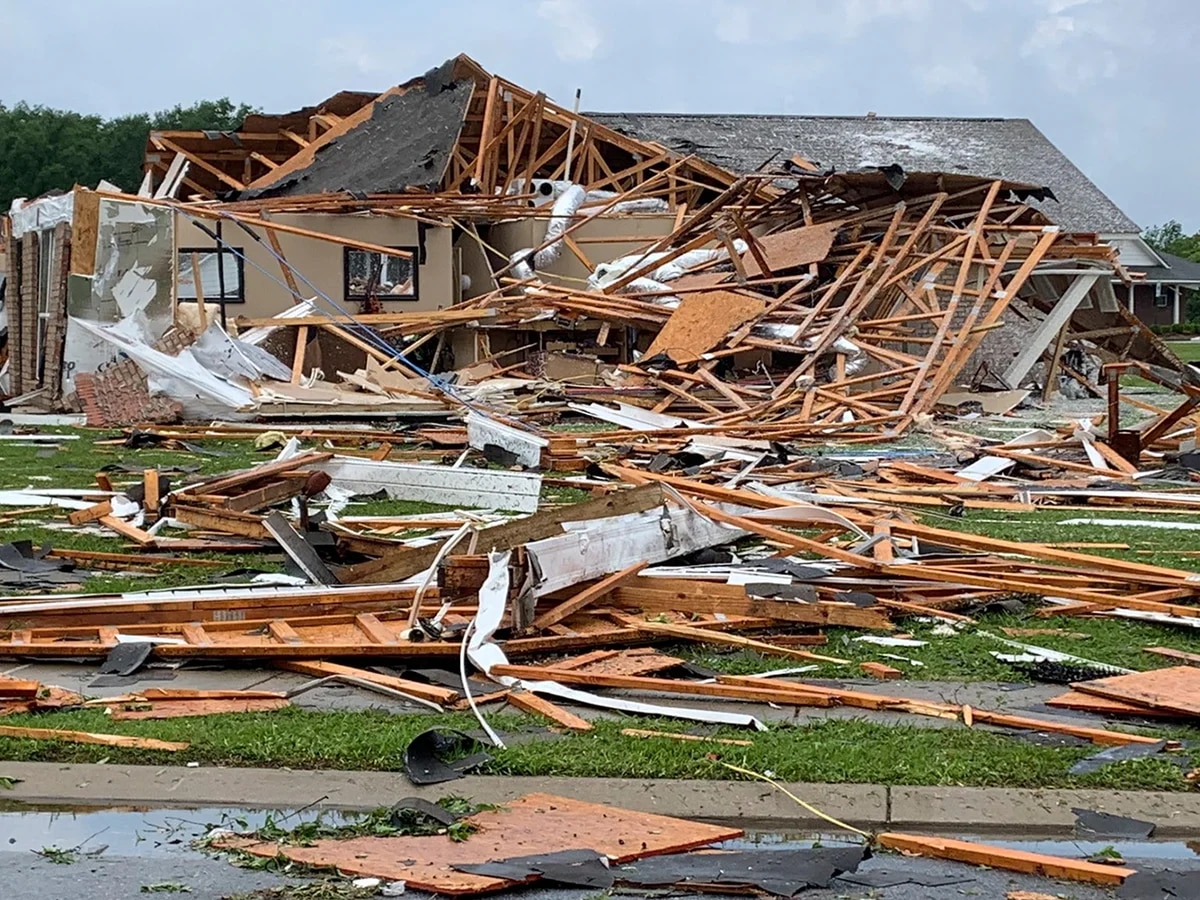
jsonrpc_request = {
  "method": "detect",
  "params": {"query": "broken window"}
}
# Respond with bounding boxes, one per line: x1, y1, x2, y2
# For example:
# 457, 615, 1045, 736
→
177, 248, 245, 303
344, 246, 418, 301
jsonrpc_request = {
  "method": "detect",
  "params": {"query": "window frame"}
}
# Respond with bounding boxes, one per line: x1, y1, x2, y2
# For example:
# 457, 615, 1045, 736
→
177, 246, 246, 304
343, 245, 419, 303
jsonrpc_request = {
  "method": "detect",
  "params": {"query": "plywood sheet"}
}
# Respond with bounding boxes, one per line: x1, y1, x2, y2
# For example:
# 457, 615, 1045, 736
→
1073, 665, 1200, 717
219, 792, 741, 895
742, 223, 837, 278
70, 187, 99, 276
643, 290, 767, 365
1045, 690, 1174, 718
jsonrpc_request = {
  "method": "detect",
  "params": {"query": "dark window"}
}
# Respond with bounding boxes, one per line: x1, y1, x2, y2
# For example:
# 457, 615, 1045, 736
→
178, 248, 245, 303
344, 246, 418, 301
1154, 286, 1170, 308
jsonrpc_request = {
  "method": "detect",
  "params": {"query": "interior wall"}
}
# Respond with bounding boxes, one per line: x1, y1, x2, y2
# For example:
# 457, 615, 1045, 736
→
173, 212, 455, 319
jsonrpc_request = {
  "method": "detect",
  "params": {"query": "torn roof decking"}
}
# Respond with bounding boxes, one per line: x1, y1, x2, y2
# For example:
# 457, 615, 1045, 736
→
240, 76, 477, 199
143, 91, 380, 198
589, 113, 1139, 235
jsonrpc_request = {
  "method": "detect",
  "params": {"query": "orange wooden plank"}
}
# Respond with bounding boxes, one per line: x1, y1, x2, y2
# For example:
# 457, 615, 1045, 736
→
1072, 665, 1200, 717
876, 833, 1134, 886
506, 691, 593, 731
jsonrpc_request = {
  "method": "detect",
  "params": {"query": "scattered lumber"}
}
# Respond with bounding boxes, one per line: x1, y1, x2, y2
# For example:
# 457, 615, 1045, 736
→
0, 725, 188, 751
876, 833, 1134, 886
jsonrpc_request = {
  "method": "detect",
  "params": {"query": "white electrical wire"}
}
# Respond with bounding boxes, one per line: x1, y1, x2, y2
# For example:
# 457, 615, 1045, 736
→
459, 617, 505, 748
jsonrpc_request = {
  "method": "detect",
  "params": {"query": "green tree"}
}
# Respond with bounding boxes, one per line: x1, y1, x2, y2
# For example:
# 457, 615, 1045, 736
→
1143, 220, 1200, 262
0, 98, 257, 210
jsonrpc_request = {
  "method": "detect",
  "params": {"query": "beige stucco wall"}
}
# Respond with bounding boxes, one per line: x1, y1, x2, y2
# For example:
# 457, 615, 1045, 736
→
485, 213, 677, 288
173, 211, 455, 319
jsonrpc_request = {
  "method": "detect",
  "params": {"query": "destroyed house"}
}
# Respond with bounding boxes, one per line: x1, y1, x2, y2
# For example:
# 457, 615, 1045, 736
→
0, 53, 1181, 427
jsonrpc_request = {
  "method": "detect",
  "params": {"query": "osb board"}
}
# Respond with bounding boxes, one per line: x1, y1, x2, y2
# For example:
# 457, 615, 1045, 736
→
1045, 690, 1174, 719
1073, 665, 1200, 717
70, 187, 99, 276
743, 222, 838, 278
643, 290, 767, 364
219, 792, 741, 895
578, 648, 686, 677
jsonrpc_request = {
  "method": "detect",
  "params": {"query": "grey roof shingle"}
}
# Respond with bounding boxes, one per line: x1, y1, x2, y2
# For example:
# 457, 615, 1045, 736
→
587, 113, 1139, 235
1133, 250, 1200, 284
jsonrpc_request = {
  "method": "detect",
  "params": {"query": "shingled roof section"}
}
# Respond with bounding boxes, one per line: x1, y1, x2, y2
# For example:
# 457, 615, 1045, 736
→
1133, 250, 1200, 284
588, 113, 1139, 235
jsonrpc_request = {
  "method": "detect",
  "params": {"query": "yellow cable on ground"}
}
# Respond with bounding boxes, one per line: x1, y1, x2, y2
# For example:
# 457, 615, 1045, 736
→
719, 762, 872, 839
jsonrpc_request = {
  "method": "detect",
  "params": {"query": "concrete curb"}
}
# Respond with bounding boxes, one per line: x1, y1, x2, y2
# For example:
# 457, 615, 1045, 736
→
4, 762, 1200, 835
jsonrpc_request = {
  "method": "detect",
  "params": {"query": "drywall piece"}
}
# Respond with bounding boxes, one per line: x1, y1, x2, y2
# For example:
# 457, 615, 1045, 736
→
955, 456, 1016, 482
465, 412, 548, 469
318, 456, 542, 512
938, 390, 1030, 415
524, 505, 746, 597
642, 289, 768, 364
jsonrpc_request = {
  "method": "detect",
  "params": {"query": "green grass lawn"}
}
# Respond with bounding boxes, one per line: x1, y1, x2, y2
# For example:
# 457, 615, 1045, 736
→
1167, 340, 1200, 362
0, 707, 1192, 791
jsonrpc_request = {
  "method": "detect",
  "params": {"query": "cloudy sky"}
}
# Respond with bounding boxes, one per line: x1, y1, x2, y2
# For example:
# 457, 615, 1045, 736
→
2, 0, 1197, 230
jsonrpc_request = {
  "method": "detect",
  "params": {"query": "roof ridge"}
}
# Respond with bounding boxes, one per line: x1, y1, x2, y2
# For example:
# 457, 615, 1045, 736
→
586, 112, 1025, 124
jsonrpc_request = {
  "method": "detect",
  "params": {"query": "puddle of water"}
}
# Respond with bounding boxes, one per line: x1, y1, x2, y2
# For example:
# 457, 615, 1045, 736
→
0, 804, 357, 858
1, 803, 1197, 866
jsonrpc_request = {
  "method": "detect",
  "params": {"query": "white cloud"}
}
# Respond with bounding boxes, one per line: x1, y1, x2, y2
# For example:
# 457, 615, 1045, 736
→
917, 61, 990, 99
536, 0, 604, 62
714, 2, 752, 44
318, 35, 391, 77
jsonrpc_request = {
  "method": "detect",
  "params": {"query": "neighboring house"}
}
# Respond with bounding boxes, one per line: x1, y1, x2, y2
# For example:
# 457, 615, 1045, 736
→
590, 113, 1190, 325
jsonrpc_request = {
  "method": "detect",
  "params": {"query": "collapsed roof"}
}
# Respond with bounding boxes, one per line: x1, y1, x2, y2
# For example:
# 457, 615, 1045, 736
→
588, 114, 1139, 235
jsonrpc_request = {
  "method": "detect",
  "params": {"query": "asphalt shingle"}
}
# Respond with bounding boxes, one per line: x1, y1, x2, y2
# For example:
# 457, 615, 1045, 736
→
588, 113, 1139, 234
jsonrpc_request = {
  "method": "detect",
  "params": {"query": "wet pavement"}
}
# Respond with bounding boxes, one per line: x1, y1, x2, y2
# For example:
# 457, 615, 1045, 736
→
0, 802, 1198, 899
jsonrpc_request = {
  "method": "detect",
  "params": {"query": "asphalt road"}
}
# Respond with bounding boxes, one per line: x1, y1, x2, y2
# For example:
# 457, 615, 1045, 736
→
0, 801, 1194, 899
0, 845, 1183, 900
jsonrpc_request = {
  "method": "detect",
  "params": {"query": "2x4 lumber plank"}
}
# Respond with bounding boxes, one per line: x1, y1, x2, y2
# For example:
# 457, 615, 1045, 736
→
609, 615, 848, 663
609, 584, 893, 630
491, 664, 836, 707
531, 562, 648, 632
875, 833, 1133, 886
99, 515, 157, 546
276, 660, 459, 705
0, 725, 188, 751
506, 690, 593, 731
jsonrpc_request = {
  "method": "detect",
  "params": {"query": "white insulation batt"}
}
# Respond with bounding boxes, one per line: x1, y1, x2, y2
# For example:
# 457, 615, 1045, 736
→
317, 456, 542, 512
